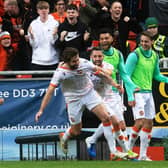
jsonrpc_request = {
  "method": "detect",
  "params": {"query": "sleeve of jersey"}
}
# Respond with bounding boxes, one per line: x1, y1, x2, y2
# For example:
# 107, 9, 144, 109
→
106, 63, 114, 71
85, 59, 96, 71
119, 52, 138, 101
153, 57, 168, 83
50, 70, 62, 87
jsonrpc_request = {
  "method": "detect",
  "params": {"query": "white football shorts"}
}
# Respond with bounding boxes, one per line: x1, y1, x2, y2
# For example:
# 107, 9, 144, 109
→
67, 88, 102, 125
132, 92, 155, 120
103, 92, 125, 122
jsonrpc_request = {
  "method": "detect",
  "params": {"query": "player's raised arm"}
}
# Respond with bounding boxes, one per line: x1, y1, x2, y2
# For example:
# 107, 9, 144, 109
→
35, 84, 56, 122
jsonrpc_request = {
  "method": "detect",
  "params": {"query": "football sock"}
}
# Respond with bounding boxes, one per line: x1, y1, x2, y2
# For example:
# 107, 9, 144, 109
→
88, 123, 104, 144
62, 127, 72, 142
103, 122, 117, 153
114, 129, 128, 152
139, 128, 152, 158
128, 126, 140, 150
122, 129, 129, 152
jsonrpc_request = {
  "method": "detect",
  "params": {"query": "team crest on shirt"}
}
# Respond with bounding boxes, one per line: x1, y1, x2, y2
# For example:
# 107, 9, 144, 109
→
70, 117, 75, 123
139, 111, 144, 116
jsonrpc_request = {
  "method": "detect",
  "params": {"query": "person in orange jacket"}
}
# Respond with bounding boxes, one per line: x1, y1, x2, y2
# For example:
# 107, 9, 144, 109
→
51, 0, 66, 24
0, 31, 18, 71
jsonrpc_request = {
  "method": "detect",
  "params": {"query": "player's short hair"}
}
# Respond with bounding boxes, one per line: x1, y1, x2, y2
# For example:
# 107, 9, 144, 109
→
140, 31, 154, 41
98, 28, 113, 38
62, 47, 79, 63
90, 47, 102, 55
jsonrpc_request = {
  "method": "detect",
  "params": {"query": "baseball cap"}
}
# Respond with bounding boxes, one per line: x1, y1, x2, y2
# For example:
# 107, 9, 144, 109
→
0, 31, 11, 40
145, 17, 158, 29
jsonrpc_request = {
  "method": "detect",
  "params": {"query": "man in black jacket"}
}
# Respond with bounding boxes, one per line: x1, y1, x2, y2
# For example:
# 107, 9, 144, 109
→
90, 0, 142, 61
56, 4, 91, 60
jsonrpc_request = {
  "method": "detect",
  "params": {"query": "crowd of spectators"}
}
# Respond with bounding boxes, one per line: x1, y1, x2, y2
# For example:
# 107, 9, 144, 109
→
0, 0, 168, 73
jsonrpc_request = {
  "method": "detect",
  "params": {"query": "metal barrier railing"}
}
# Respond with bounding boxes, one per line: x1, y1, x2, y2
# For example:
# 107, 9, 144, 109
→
0, 70, 54, 75
0, 71, 55, 81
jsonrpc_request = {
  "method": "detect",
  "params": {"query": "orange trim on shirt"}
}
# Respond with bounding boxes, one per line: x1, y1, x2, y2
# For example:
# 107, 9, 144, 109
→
94, 69, 101, 75
103, 122, 111, 127
50, 83, 58, 88
59, 66, 71, 70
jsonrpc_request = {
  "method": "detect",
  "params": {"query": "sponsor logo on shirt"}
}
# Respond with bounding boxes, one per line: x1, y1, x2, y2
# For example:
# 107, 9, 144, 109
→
65, 32, 80, 41
139, 111, 144, 116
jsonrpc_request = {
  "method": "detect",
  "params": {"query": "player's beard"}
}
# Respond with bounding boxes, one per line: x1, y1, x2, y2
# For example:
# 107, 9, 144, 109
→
69, 64, 78, 70
100, 43, 111, 51
93, 60, 102, 66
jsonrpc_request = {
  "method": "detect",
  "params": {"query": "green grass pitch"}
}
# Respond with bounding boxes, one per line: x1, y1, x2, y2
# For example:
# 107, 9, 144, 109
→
0, 161, 168, 168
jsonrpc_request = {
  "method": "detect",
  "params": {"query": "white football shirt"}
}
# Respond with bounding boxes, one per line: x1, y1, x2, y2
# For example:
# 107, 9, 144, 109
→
88, 61, 114, 98
50, 58, 95, 102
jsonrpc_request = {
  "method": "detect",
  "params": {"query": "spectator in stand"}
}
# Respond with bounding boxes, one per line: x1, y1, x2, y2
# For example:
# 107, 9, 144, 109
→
122, 0, 149, 26
56, 4, 91, 60
29, 0, 55, 12
51, 0, 66, 24
2, 0, 16, 36
19, 0, 38, 33
90, 0, 111, 40
2, 0, 37, 43
2, 0, 24, 44
67, 0, 97, 28
90, 0, 142, 60
1, 0, 31, 70
144, 17, 168, 59
0, 31, 18, 71
28, 1, 59, 70
92, 0, 111, 11
149, 0, 168, 36
17, 0, 39, 70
